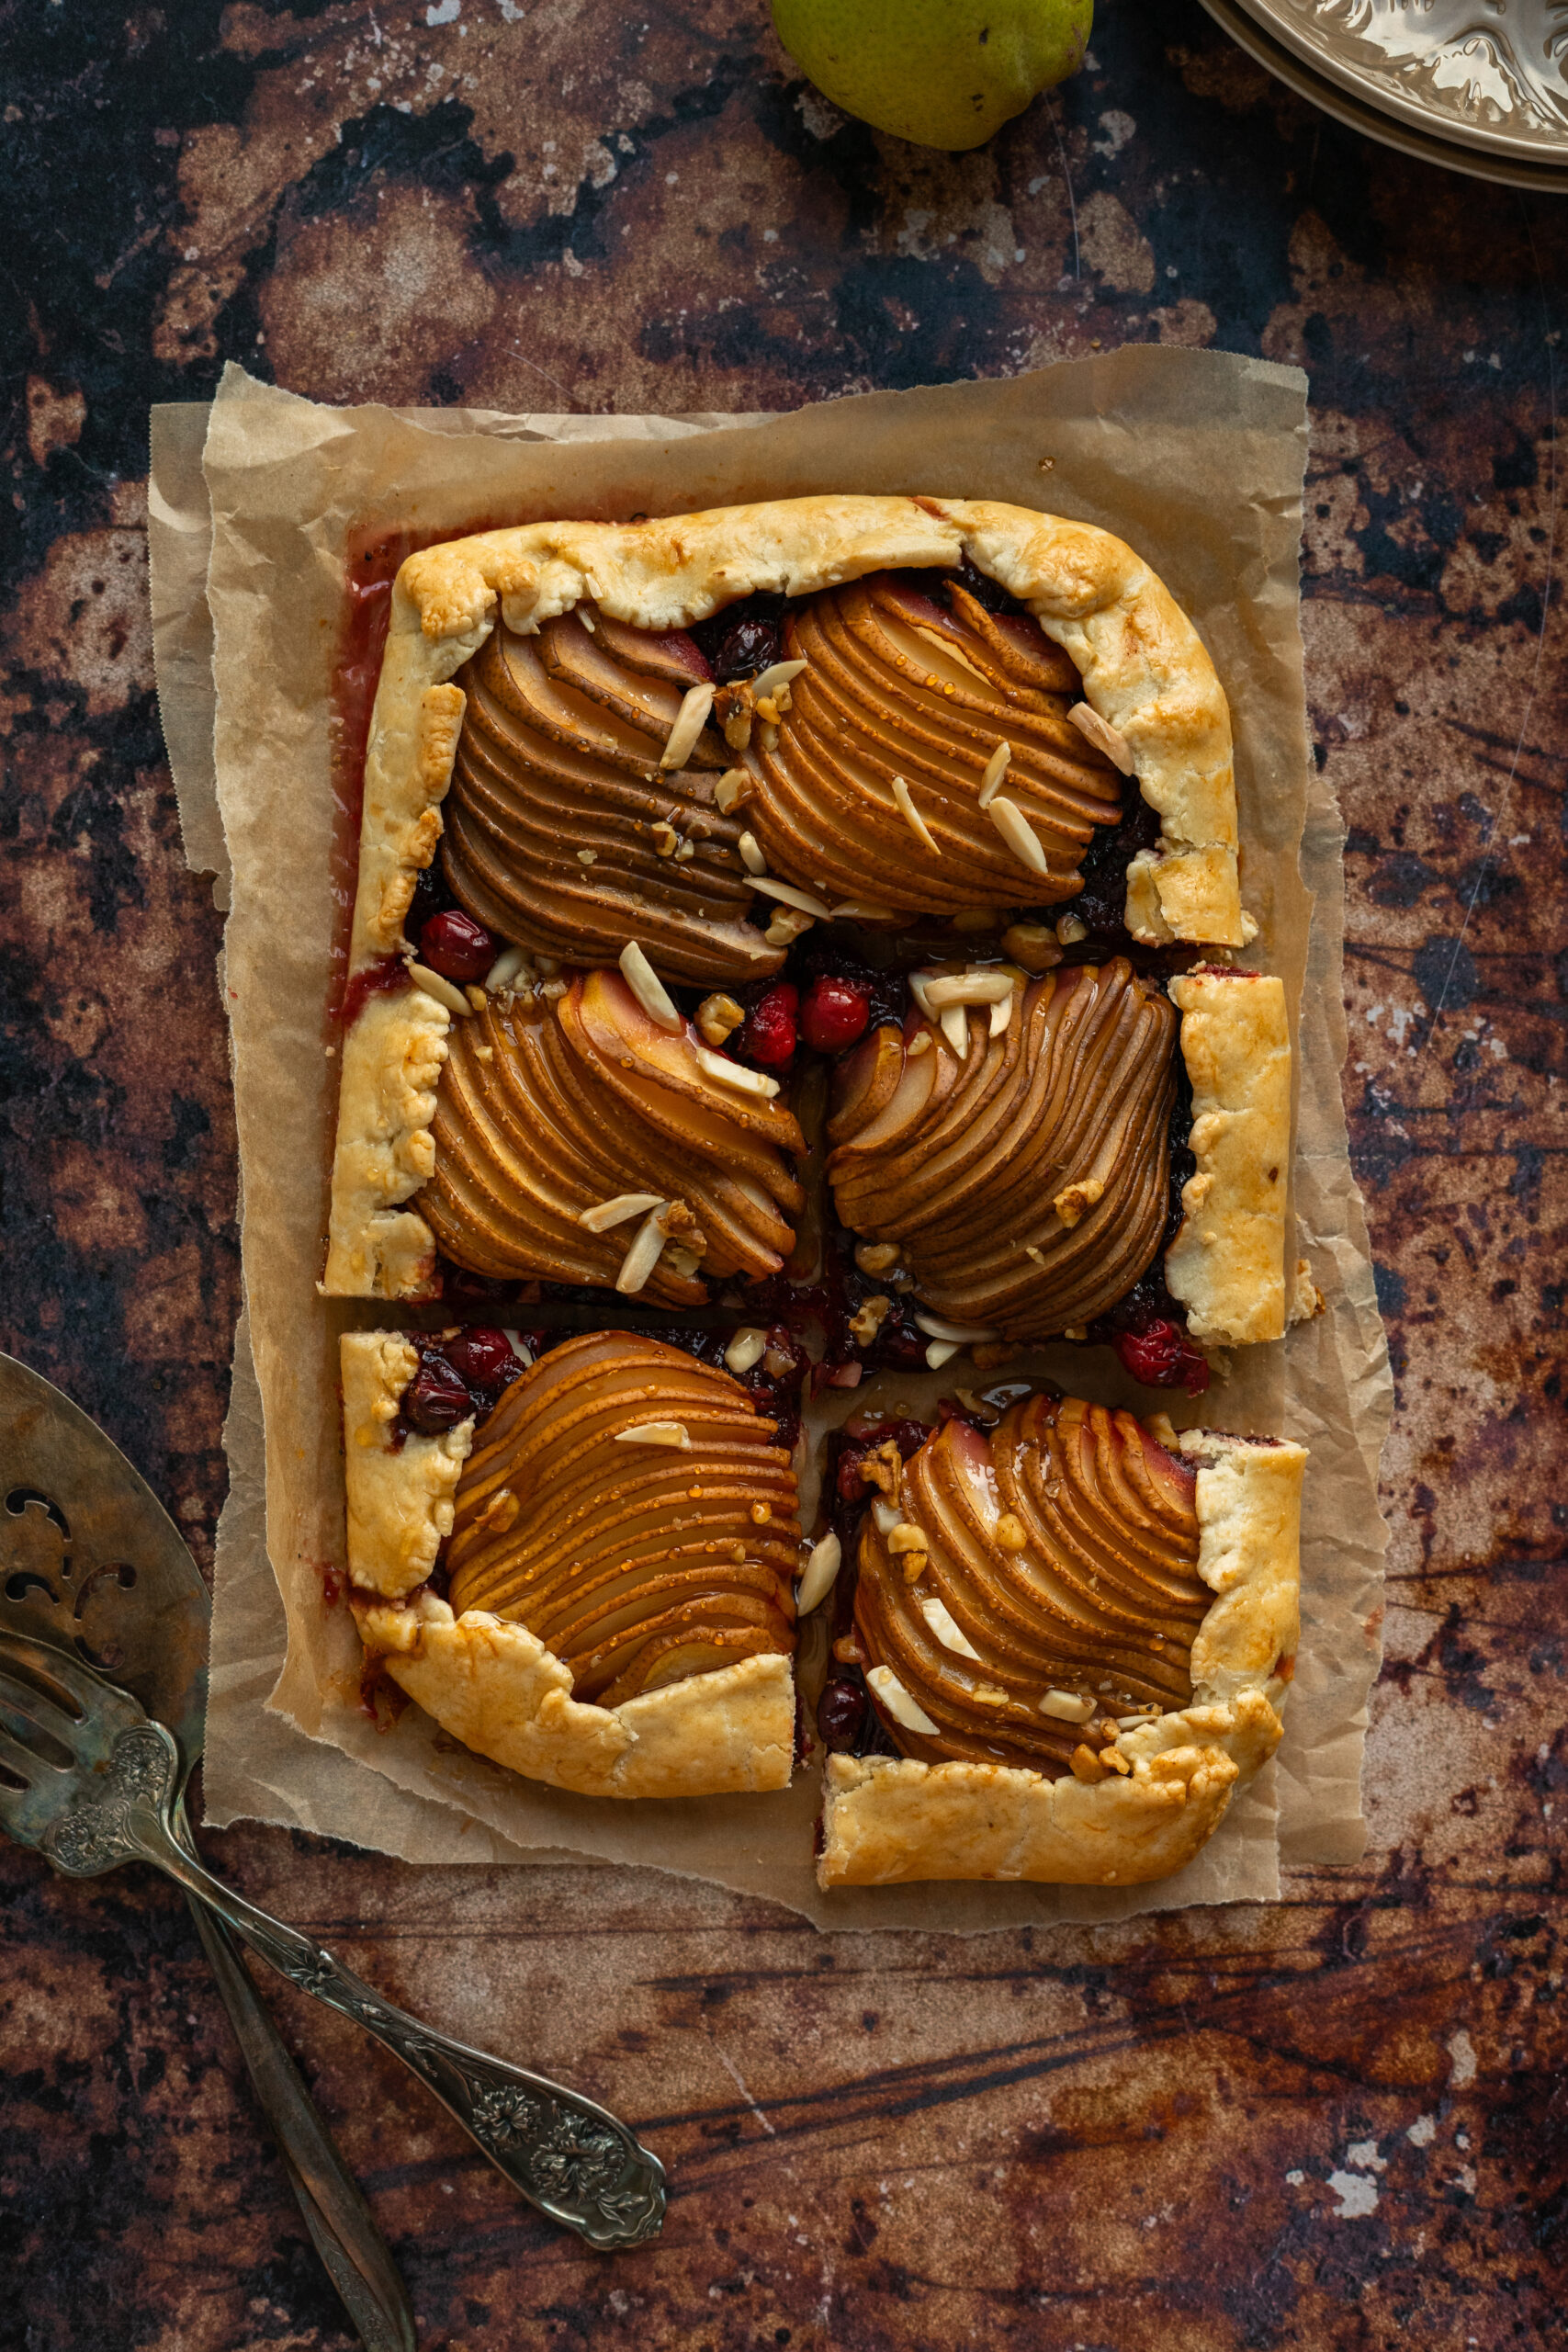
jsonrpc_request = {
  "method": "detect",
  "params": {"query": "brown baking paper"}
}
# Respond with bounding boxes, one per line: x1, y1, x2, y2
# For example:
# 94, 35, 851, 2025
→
151, 353, 1390, 1925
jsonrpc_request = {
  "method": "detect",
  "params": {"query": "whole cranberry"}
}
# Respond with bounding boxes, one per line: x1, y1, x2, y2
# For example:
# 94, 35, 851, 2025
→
712, 613, 783, 683
800, 974, 872, 1055
1113, 1320, 1211, 1397
442, 1325, 523, 1397
739, 981, 798, 1069
817, 1676, 868, 1754
419, 909, 495, 985
403, 1356, 473, 1435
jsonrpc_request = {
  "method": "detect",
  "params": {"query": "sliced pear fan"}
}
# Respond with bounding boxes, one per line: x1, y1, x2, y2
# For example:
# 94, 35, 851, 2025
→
444, 612, 783, 983
422, 967, 804, 1302
446, 1331, 800, 1705
828, 957, 1177, 1339
854, 1395, 1208, 1771
740, 573, 1122, 920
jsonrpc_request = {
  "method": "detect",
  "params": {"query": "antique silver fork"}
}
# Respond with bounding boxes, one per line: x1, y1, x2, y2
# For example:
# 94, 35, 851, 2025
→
0, 1631, 665, 2253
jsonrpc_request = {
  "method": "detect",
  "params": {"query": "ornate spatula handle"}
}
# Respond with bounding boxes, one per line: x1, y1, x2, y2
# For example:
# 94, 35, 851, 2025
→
46, 1724, 665, 2252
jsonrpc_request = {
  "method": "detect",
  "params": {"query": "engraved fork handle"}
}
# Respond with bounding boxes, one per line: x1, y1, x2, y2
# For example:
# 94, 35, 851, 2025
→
181, 1839, 417, 2351
93, 1741, 664, 2251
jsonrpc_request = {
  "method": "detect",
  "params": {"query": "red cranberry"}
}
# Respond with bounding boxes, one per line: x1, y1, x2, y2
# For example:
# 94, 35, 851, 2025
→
1113, 1320, 1211, 1397
442, 1326, 522, 1396
739, 981, 798, 1069
403, 1358, 473, 1435
817, 1676, 868, 1754
800, 974, 872, 1054
419, 909, 495, 985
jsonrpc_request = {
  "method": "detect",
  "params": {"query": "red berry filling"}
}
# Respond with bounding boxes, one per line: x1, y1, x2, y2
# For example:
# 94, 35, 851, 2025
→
800, 973, 872, 1054
1112, 1319, 1211, 1396
419, 909, 495, 984
738, 980, 798, 1068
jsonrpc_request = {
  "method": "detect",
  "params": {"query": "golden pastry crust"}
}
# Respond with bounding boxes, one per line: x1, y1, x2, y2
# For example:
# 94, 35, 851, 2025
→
1165, 969, 1292, 1347
818, 1427, 1304, 1889
341, 1330, 474, 1599
329, 494, 1248, 1297
340, 1331, 796, 1797
324, 983, 450, 1298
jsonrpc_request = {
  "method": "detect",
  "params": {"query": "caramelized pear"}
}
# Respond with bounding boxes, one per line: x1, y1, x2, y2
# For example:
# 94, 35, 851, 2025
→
744, 574, 1122, 919
447, 1331, 799, 1705
854, 1393, 1206, 1770
445, 618, 781, 984
422, 972, 804, 1299
829, 959, 1176, 1337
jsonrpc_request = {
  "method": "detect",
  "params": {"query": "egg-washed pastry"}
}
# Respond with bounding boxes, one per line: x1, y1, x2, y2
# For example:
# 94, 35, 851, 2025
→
811, 1390, 1305, 1888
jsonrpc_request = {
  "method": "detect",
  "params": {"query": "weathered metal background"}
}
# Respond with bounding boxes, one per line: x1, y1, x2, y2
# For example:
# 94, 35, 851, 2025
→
1, 2, 1562, 2345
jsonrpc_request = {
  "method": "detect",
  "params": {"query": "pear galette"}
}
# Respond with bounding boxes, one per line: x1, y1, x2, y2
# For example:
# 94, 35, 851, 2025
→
322, 493, 1309, 1869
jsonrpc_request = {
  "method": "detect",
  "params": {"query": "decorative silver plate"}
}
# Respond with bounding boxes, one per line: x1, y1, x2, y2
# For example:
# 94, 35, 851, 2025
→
1201, 0, 1568, 186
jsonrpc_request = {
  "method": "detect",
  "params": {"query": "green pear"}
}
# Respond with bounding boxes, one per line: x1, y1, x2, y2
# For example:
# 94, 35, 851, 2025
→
772, 0, 1092, 152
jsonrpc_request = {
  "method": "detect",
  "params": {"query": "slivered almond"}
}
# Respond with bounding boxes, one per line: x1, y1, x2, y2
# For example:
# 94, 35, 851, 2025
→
1039, 1689, 1097, 1723
738, 831, 768, 876
986, 796, 1047, 876
907, 1030, 932, 1057
866, 1665, 938, 1735
939, 1005, 967, 1055
891, 775, 942, 856
924, 971, 1013, 1007
870, 1497, 903, 1536
582, 1194, 667, 1232
978, 741, 1011, 808
795, 1532, 841, 1614
714, 767, 751, 814
724, 1327, 766, 1374
988, 994, 1013, 1038
750, 875, 832, 920
406, 962, 470, 1016
578, 609, 595, 633
829, 900, 897, 921
694, 1045, 780, 1100
1068, 701, 1135, 774
614, 1420, 693, 1450
924, 1340, 962, 1370
615, 1206, 670, 1295
660, 681, 716, 771
750, 657, 807, 701
484, 944, 532, 991
619, 940, 683, 1034
914, 1311, 1000, 1344
907, 973, 937, 1021
918, 1593, 981, 1659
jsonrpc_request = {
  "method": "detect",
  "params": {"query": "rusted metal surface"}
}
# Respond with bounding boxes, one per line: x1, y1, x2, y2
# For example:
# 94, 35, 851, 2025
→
1, 1, 1562, 2344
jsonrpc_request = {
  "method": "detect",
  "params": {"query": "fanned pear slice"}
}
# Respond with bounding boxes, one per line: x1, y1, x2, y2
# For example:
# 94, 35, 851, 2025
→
854, 1395, 1208, 1771
446, 1331, 800, 1706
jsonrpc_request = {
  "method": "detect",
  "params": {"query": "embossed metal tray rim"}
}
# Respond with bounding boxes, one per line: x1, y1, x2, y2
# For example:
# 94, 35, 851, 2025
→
1200, 0, 1568, 188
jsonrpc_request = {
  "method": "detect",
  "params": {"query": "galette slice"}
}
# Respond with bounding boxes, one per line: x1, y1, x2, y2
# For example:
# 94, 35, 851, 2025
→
811, 1390, 1304, 1888
343, 1327, 801, 1798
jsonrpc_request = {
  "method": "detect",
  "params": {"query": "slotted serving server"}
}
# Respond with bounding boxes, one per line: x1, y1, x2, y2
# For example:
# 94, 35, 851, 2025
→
0, 1350, 666, 2294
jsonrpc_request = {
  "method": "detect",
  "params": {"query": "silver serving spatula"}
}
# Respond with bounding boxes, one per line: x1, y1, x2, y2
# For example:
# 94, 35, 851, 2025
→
0, 1352, 665, 2270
